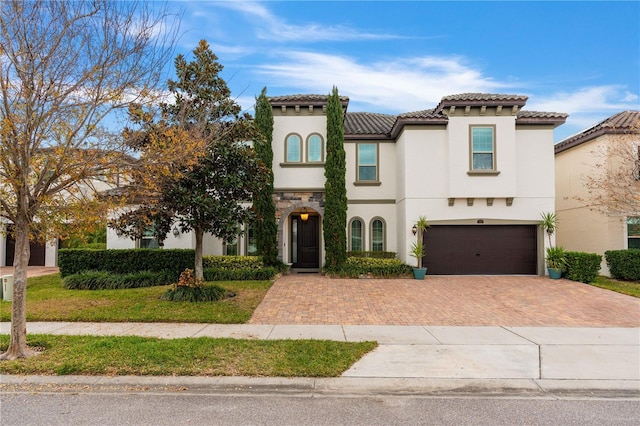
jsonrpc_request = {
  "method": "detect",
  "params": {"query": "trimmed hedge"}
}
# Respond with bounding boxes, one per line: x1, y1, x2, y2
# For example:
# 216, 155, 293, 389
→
605, 249, 640, 281
564, 251, 602, 283
325, 257, 412, 278
58, 249, 194, 278
203, 267, 279, 281
63, 270, 176, 290
203, 255, 263, 270
347, 251, 397, 259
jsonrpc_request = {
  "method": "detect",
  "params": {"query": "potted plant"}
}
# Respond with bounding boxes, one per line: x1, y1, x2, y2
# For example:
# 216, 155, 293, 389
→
539, 212, 565, 279
410, 216, 429, 279
545, 246, 567, 279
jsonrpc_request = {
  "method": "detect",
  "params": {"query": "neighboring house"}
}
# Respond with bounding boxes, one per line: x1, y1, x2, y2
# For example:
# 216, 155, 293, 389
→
107, 93, 567, 275
554, 110, 640, 276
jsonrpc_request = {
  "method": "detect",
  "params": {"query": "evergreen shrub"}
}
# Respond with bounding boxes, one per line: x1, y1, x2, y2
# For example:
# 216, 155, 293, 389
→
605, 249, 640, 281
564, 252, 602, 283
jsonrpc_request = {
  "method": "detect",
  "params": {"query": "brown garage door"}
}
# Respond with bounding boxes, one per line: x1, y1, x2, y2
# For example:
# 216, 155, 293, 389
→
423, 225, 537, 275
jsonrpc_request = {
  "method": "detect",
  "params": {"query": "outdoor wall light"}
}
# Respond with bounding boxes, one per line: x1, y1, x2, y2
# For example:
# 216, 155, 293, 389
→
300, 208, 309, 221
172, 226, 180, 237
411, 224, 418, 236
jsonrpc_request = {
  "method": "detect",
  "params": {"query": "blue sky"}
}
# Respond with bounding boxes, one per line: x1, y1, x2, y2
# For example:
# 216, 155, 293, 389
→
165, 1, 639, 141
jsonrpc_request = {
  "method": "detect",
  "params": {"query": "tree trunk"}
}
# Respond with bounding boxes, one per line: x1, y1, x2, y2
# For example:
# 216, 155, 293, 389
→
0, 219, 37, 360
194, 226, 204, 281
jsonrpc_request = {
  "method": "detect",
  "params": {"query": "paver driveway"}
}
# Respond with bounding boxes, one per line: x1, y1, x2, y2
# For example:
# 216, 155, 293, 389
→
249, 274, 640, 326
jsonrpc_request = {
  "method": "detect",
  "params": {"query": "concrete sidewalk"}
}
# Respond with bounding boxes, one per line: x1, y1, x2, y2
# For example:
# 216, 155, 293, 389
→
1, 322, 639, 395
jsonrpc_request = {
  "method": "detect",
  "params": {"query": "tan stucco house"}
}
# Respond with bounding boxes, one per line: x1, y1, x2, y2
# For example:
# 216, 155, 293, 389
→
554, 110, 640, 275
107, 92, 568, 275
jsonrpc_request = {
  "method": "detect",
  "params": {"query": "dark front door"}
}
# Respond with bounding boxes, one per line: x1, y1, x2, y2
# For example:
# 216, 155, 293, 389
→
424, 225, 537, 275
291, 215, 319, 268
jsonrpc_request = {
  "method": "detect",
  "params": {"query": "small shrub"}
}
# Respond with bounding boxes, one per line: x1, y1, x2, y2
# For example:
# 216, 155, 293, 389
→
63, 270, 176, 290
160, 285, 229, 302
605, 249, 640, 281
565, 252, 602, 283
325, 257, 412, 278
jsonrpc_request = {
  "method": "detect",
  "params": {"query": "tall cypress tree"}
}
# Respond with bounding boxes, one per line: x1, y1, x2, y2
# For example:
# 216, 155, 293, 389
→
253, 87, 278, 265
323, 86, 347, 268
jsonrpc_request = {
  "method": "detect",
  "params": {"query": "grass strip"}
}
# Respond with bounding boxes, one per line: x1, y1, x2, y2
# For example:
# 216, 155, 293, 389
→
0, 274, 272, 323
0, 335, 377, 377
590, 276, 640, 298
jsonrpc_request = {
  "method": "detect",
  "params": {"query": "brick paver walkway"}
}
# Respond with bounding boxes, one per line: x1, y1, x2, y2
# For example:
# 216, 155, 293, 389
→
249, 274, 640, 326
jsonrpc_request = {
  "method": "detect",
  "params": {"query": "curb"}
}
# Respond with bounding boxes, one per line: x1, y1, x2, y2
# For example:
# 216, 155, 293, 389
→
2, 375, 639, 398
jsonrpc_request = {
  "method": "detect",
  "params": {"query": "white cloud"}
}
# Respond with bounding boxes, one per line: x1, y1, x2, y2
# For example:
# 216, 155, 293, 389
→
212, 0, 408, 42
527, 85, 640, 139
256, 51, 511, 113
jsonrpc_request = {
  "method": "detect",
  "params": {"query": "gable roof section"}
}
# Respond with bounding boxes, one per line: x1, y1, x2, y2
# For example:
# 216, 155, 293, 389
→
554, 110, 640, 154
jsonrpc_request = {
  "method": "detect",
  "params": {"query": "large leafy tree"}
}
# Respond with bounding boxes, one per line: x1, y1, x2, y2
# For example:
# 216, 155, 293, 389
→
0, 0, 177, 360
111, 40, 269, 281
323, 86, 347, 268
253, 87, 278, 265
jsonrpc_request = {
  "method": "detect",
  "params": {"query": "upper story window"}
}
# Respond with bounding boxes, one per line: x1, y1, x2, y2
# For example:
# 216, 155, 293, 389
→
349, 218, 364, 252
470, 126, 496, 171
357, 143, 378, 182
370, 217, 385, 251
306, 133, 324, 162
628, 217, 640, 249
285, 133, 302, 162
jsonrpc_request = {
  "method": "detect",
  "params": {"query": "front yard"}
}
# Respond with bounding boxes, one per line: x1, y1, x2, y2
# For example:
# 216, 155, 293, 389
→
0, 274, 271, 323
591, 276, 640, 298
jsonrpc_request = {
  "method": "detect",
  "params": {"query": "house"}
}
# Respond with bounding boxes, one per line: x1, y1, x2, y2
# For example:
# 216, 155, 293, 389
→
554, 110, 640, 276
107, 92, 568, 275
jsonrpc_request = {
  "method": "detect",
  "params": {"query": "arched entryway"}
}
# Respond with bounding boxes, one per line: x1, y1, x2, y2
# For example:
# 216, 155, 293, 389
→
277, 202, 323, 269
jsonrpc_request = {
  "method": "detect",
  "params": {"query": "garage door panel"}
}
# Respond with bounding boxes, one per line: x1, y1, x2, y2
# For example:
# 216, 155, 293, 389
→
424, 225, 537, 275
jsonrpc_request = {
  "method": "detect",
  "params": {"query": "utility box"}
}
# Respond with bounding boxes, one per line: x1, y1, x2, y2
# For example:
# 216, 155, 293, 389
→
2, 275, 13, 302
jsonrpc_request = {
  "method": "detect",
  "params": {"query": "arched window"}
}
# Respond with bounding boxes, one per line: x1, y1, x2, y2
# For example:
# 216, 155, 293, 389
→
286, 133, 302, 162
306, 133, 324, 162
349, 218, 364, 252
370, 218, 385, 252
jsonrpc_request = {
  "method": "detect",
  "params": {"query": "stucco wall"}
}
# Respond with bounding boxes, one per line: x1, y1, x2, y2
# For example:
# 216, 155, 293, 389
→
555, 135, 628, 276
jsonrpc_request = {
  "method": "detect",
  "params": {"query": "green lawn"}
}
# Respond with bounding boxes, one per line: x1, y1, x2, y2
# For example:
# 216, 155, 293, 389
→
590, 276, 640, 298
0, 274, 271, 323
0, 334, 377, 377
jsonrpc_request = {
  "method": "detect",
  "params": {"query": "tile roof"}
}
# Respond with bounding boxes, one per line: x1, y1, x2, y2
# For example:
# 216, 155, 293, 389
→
269, 94, 349, 106
516, 110, 569, 126
344, 112, 396, 138
397, 108, 444, 119
555, 110, 640, 154
435, 93, 528, 113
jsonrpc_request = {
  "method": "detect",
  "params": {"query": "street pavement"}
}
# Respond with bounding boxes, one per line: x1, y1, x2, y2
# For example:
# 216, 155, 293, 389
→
1, 322, 638, 396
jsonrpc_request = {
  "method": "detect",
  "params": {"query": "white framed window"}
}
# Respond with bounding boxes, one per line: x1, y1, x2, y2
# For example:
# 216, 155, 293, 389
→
370, 217, 385, 252
285, 133, 302, 162
139, 227, 159, 249
306, 133, 324, 162
470, 126, 496, 171
357, 143, 378, 182
628, 217, 640, 249
245, 223, 257, 256
349, 218, 364, 252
